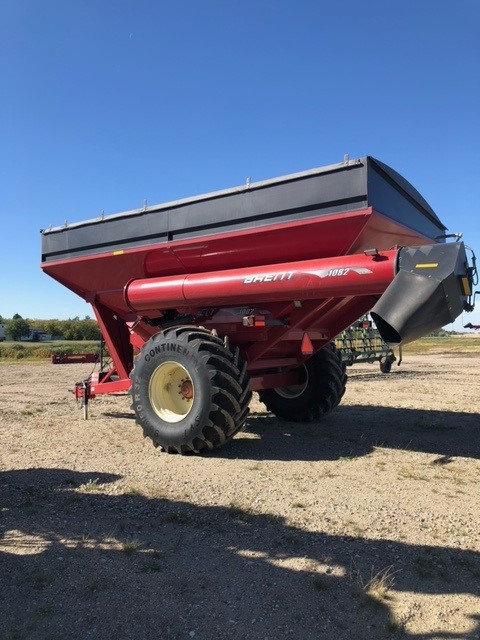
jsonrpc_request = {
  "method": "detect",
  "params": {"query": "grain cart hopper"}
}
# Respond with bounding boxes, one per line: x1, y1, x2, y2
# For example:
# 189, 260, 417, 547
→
41, 156, 476, 453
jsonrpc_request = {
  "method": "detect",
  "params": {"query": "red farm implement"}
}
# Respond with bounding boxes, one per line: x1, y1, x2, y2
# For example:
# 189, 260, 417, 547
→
41, 156, 477, 453
51, 353, 100, 365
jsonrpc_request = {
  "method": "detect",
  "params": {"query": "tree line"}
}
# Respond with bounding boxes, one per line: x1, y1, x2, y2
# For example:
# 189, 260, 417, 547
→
0, 313, 101, 341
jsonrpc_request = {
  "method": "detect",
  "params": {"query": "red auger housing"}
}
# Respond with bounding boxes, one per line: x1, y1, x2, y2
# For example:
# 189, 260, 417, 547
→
41, 156, 476, 453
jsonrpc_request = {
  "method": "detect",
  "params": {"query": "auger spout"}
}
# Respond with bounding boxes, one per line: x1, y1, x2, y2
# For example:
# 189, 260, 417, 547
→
371, 242, 472, 346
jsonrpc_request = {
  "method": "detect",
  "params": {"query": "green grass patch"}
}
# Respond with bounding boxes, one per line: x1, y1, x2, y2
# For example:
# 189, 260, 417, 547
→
0, 340, 102, 361
403, 336, 480, 355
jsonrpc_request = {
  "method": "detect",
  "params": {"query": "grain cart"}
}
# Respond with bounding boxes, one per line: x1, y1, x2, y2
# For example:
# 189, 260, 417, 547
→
40, 156, 476, 453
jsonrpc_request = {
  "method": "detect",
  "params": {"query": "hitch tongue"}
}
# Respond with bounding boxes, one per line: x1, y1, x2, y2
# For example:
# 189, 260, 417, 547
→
75, 380, 91, 420
371, 242, 473, 346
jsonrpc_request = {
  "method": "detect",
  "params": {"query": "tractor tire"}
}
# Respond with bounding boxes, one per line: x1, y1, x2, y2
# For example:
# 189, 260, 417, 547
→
258, 343, 347, 422
130, 327, 251, 454
379, 355, 394, 374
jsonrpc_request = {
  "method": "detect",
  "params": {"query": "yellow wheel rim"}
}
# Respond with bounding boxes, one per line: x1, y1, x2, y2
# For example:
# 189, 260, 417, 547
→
149, 361, 194, 423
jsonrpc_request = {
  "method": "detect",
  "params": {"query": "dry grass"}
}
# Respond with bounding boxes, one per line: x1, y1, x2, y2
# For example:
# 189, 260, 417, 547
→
403, 335, 480, 355
352, 564, 398, 605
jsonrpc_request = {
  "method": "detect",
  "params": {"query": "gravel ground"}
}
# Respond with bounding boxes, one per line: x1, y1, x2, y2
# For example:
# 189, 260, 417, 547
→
0, 353, 479, 640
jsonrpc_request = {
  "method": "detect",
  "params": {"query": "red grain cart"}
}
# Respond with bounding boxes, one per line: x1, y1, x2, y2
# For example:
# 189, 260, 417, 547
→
41, 156, 476, 453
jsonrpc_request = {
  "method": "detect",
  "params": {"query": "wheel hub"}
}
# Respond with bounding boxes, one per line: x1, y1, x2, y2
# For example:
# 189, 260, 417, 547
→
180, 379, 193, 400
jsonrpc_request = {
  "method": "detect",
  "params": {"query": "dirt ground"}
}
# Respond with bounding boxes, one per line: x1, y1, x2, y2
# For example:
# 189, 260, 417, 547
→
1, 353, 479, 640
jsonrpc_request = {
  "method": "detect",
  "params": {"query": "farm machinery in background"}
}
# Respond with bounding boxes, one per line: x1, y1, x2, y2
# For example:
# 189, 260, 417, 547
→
335, 314, 398, 373
41, 156, 477, 453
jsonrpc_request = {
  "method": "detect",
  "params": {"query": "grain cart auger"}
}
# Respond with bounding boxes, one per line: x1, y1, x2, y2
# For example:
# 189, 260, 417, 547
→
40, 156, 477, 454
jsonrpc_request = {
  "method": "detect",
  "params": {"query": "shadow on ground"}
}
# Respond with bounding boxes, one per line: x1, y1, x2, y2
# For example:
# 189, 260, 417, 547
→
103, 402, 480, 463
1, 468, 479, 640
102, 362, 479, 463
210, 402, 480, 463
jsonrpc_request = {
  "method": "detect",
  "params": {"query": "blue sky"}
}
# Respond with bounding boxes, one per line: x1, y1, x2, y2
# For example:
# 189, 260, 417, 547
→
1, 0, 479, 331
